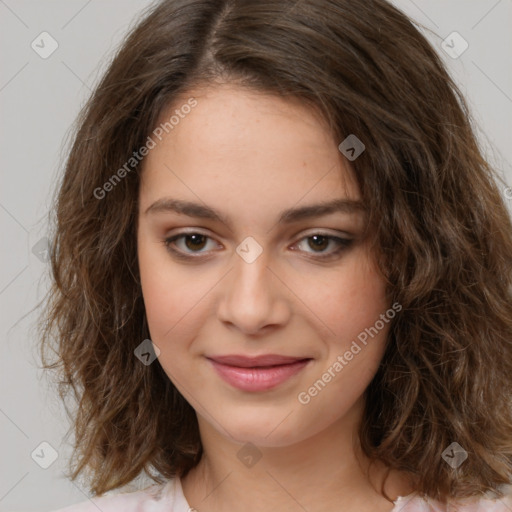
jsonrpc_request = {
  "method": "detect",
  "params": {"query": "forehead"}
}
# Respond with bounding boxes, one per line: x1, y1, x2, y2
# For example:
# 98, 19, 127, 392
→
139, 84, 360, 222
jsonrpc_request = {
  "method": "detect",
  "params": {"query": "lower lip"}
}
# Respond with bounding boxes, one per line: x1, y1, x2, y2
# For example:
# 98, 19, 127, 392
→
208, 358, 311, 392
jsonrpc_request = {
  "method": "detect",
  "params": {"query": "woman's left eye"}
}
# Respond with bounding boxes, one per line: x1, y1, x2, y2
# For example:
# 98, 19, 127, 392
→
292, 233, 353, 259
163, 232, 353, 260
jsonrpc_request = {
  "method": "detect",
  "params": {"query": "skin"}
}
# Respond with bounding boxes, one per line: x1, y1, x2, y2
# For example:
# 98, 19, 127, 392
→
137, 83, 412, 512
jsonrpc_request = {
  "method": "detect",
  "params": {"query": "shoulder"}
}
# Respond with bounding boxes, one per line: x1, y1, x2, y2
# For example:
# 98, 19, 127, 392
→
392, 486, 512, 511
46, 478, 180, 512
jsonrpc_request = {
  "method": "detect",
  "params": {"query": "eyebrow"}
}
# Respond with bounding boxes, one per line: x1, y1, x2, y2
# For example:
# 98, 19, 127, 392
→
144, 197, 366, 228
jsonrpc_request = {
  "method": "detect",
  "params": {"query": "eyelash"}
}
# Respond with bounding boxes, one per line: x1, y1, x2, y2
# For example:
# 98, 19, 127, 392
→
163, 231, 353, 261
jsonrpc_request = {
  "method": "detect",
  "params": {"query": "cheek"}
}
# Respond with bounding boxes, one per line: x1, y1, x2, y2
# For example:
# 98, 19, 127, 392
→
138, 237, 173, 335
137, 228, 224, 358
305, 251, 389, 343
137, 235, 205, 389
307, 251, 391, 389
138, 230, 196, 341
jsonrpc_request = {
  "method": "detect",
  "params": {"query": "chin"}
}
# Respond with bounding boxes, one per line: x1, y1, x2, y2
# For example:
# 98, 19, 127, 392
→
211, 412, 305, 448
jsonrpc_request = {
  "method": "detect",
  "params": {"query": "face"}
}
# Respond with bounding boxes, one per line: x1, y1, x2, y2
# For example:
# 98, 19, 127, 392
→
137, 83, 393, 448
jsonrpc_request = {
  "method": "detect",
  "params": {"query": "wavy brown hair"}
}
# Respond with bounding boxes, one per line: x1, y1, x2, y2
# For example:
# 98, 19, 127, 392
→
39, 0, 512, 503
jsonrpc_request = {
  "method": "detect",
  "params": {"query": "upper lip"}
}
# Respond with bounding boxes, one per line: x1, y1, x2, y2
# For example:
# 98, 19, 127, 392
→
207, 354, 311, 367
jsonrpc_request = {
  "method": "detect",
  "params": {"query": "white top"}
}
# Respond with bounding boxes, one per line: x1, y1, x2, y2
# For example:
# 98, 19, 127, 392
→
47, 477, 512, 512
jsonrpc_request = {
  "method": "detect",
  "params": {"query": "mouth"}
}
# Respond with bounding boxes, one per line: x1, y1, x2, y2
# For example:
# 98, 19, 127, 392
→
207, 354, 312, 367
206, 355, 313, 392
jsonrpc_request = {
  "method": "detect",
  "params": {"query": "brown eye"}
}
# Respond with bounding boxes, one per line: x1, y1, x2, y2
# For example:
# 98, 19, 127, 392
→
307, 235, 330, 252
293, 233, 353, 260
183, 234, 208, 251
164, 232, 220, 259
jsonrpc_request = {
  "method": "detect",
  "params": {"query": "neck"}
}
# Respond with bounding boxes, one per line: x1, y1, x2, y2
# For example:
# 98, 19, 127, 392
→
180, 398, 413, 512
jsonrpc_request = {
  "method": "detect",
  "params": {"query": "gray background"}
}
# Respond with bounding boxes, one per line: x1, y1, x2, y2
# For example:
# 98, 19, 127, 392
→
1, 1, 511, 511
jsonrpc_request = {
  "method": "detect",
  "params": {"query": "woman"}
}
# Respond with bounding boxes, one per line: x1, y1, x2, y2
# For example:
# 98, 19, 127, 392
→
40, 0, 512, 510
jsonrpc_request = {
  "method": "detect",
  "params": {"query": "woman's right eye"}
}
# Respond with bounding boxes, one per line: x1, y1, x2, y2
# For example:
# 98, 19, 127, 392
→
163, 232, 220, 259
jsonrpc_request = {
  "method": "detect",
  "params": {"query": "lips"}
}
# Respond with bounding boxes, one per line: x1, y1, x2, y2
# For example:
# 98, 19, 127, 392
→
207, 354, 311, 368
206, 354, 313, 392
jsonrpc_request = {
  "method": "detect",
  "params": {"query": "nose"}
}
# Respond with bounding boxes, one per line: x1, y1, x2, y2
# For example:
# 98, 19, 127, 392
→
217, 246, 291, 336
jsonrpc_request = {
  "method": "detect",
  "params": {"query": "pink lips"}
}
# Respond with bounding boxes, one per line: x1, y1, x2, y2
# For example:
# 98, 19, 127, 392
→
207, 354, 312, 392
